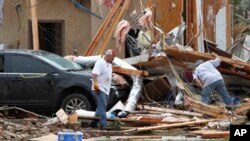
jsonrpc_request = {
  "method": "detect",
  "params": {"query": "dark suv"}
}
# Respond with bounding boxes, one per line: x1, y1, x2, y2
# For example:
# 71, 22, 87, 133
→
0, 49, 127, 113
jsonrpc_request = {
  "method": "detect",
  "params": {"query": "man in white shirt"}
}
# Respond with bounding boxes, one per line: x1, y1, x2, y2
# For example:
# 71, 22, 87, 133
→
90, 49, 116, 130
193, 53, 234, 106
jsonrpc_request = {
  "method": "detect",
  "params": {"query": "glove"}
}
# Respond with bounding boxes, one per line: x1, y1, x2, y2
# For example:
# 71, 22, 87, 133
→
94, 81, 100, 94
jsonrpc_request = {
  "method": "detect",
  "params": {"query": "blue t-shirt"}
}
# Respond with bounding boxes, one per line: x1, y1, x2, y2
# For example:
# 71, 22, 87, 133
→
193, 58, 223, 87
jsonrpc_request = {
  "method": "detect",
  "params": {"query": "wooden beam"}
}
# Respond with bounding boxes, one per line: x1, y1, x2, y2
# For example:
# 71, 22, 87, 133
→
137, 104, 204, 117
30, 0, 39, 50
125, 119, 215, 133
202, 132, 229, 139
189, 130, 229, 139
84, 0, 124, 56
186, 0, 198, 50
112, 66, 149, 76
96, 0, 130, 55
164, 47, 250, 79
78, 115, 184, 124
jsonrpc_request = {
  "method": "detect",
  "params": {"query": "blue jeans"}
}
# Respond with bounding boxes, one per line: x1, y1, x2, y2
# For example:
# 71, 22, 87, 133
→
92, 90, 108, 126
201, 80, 233, 105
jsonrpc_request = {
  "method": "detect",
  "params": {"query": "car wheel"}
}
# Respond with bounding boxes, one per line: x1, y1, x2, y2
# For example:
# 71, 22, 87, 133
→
61, 93, 92, 114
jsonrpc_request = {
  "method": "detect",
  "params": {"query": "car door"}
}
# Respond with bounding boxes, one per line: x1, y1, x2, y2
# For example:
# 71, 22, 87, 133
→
7, 54, 56, 108
0, 54, 8, 104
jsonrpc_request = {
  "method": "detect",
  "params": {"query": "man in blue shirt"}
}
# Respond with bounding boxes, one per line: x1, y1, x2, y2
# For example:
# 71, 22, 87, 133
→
193, 53, 234, 106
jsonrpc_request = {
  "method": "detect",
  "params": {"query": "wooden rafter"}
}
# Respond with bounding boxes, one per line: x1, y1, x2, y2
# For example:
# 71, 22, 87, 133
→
84, 0, 124, 56
112, 66, 149, 76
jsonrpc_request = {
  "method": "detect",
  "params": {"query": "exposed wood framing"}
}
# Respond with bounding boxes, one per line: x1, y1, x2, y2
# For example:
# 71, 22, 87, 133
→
30, 0, 39, 50
84, 0, 124, 56
96, 0, 130, 55
186, 0, 198, 50
112, 66, 149, 76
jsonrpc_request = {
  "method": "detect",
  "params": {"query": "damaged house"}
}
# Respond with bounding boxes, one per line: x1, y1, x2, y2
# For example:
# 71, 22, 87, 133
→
0, 0, 250, 140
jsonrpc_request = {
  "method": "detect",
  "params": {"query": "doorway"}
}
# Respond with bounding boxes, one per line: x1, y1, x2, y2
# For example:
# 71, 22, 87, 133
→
29, 21, 64, 55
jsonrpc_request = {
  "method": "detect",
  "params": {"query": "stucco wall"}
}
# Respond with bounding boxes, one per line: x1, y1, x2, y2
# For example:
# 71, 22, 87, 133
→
0, 0, 91, 56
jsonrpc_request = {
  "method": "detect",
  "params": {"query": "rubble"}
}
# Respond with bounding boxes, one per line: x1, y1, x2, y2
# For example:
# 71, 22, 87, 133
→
1, 0, 250, 140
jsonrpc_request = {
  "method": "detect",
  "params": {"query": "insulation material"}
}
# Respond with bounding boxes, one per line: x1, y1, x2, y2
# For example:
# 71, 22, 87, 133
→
112, 73, 129, 88
138, 8, 152, 28
122, 76, 143, 112
0, 0, 4, 24
67, 55, 143, 117
137, 30, 151, 47
99, 0, 116, 9
114, 20, 131, 48
113, 58, 143, 117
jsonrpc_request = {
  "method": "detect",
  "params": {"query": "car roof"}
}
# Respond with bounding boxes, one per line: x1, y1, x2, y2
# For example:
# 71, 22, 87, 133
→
0, 49, 47, 55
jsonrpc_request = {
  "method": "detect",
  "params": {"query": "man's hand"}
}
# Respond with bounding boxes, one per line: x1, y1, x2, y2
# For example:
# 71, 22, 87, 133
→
94, 81, 100, 94
210, 52, 218, 58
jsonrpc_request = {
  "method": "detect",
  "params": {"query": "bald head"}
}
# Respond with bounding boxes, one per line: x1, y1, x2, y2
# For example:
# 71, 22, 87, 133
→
104, 49, 116, 63
105, 49, 116, 56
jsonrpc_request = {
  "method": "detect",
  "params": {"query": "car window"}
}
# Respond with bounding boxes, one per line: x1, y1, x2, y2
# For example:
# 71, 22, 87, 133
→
0, 55, 4, 72
10, 55, 53, 73
35, 51, 83, 71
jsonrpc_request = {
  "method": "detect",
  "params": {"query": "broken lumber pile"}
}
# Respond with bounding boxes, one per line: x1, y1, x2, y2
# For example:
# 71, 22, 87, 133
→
184, 96, 229, 118
164, 47, 250, 80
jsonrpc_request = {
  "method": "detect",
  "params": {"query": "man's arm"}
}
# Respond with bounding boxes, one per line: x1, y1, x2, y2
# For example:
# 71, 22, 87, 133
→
194, 78, 203, 88
210, 52, 221, 67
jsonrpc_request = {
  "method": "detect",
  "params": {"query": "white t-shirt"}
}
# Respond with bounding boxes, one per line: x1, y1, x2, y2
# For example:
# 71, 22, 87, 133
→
92, 58, 112, 95
193, 58, 223, 88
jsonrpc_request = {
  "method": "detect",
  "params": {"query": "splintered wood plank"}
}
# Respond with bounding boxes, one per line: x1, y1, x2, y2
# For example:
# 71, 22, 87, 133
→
235, 102, 250, 115
112, 66, 149, 76
125, 119, 215, 133
137, 105, 203, 117
77, 115, 182, 124
188, 130, 229, 139
184, 96, 229, 118
201, 131, 229, 139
